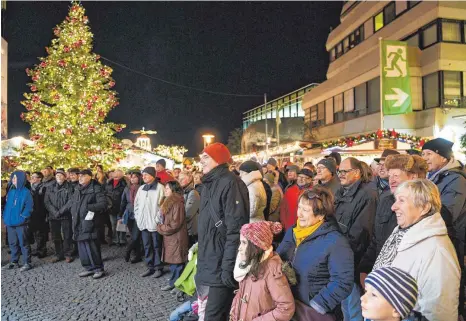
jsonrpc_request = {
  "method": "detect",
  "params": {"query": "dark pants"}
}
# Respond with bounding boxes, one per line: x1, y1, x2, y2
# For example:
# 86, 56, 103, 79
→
141, 229, 162, 271
29, 221, 48, 255
109, 214, 125, 245
188, 235, 198, 248
7, 225, 31, 265
50, 219, 73, 259
204, 286, 235, 321
127, 220, 142, 259
77, 239, 104, 272
97, 212, 113, 243
169, 264, 185, 286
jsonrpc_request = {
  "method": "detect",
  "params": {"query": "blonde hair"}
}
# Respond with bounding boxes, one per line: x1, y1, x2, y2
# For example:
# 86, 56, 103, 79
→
395, 179, 441, 214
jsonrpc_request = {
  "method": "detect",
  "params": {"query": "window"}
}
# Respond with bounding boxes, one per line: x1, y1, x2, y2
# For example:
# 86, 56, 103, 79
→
325, 98, 334, 124
318, 102, 325, 121
406, 33, 419, 47
336, 43, 343, 58
423, 72, 440, 109
368, 77, 380, 113
334, 93, 344, 122
283, 105, 290, 118
343, 38, 350, 53
443, 71, 462, 106
408, 1, 421, 9
442, 21, 461, 42
297, 102, 305, 117
355, 83, 367, 115
374, 12, 384, 32
310, 106, 317, 121
344, 89, 354, 112
422, 23, 438, 47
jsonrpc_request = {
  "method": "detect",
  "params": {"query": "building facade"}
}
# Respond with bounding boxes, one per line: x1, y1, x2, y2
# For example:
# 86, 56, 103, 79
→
1, 37, 7, 139
302, 1, 466, 157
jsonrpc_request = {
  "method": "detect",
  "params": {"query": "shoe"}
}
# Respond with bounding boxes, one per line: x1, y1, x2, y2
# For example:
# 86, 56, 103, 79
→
51, 257, 62, 263
153, 270, 163, 278
124, 251, 131, 262
161, 284, 175, 291
140, 269, 154, 277
130, 257, 142, 264
170, 288, 179, 295
92, 271, 105, 279
20, 264, 32, 272
65, 257, 74, 263
2, 262, 18, 270
79, 270, 95, 277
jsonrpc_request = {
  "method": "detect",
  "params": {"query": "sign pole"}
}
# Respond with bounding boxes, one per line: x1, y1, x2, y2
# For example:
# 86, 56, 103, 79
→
379, 37, 384, 131
264, 93, 268, 156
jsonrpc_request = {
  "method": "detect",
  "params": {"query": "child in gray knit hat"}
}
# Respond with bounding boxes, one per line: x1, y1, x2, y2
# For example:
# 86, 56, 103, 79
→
361, 267, 419, 321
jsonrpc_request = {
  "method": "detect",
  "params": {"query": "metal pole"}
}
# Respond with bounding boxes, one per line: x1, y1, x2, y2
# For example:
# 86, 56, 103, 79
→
264, 93, 268, 156
379, 37, 384, 131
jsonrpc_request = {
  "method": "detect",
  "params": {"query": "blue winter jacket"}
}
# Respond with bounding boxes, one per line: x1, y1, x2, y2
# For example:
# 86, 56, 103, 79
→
276, 216, 354, 314
2, 171, 33, 227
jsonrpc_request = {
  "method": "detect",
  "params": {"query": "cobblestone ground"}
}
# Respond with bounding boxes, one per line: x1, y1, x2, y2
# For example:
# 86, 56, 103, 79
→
1, 240, 183, 321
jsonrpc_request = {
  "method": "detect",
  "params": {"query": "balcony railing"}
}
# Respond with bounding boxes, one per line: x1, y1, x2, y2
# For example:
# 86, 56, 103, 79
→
442, 97, 466, 108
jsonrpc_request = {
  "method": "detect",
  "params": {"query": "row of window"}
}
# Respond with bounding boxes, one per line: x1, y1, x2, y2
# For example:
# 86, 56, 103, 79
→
405, 19, 466, 49
330, 1, 422, 62
308, 71, 465, 129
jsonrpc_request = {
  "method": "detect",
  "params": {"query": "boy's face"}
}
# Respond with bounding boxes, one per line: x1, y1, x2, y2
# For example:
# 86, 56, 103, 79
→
361, 284, 400, 321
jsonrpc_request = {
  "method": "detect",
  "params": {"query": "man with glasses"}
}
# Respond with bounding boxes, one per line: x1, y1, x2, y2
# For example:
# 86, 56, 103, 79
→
334, 157, 378, 321
368, 149, 399, 196
316, 158, 340, 196
67, 168, 80, 192
29, 172, 49, 258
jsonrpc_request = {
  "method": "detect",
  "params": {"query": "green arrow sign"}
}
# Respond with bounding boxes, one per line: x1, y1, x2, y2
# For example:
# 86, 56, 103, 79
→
381, 40, 412, 115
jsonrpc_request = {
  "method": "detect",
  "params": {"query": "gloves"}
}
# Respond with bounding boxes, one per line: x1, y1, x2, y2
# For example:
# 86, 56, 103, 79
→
221, 270, 237, 289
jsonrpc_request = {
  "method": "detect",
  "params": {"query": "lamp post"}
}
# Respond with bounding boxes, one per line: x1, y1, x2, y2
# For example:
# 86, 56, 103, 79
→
202, 134, 215, 148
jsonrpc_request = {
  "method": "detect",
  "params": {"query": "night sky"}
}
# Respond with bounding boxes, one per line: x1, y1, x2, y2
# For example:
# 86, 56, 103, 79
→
3, 1, 341, 156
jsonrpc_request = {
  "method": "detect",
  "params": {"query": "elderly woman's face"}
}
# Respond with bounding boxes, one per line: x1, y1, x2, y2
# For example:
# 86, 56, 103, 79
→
297, 198, 321, 228
391, 188, 425, 228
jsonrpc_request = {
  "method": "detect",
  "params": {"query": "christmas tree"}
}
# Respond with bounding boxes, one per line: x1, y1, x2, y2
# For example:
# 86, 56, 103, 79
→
19, 2, 126, 170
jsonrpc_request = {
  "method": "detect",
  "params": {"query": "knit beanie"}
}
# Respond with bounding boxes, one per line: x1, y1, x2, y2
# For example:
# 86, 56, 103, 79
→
239, 160, 259, 173
317, 158, 337, 175
202, 143, 232, 165
298, 168, 314, 178
142, 166, 156, 178
286, 165, 300, 173
156, 159, 166, 168
267, 158, 278, 167
325, 151, 342, 166
240, 221, 283, 251
365, 267, 418, 318
56, 168, 66, 177
422, 137, 453, 160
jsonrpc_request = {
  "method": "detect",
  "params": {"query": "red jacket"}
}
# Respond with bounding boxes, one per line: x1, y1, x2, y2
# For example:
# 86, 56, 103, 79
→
279, 184, 311, 231
156, 170, 175, 184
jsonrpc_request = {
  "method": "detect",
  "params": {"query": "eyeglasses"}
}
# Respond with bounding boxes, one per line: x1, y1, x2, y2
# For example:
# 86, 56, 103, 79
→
305, 191, 321, 200
337, 169, 355, 176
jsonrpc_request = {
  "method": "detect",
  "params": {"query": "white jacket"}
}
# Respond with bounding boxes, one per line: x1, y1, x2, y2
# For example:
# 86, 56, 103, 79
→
133, 182, 165, 232
241, 170, 266, 222
389, 212, 460, 321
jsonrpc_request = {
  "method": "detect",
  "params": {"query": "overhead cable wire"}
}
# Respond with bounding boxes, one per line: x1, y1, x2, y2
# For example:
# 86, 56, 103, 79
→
100, 56, 262, 98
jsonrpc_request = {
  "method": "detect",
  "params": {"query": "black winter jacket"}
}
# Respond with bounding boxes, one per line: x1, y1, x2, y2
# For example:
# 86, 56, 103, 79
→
334, 180, 378, 271
262, 180, 272, 220
195, 164, 250, 288
358, 191, 396, 274
105, 178, 127, 216
67, 180, 107, 241
30, 183, 47, 225
44, 181, 74, 220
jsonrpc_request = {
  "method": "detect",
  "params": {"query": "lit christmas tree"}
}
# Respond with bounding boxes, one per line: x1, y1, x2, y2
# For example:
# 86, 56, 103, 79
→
20, 2, 126, 170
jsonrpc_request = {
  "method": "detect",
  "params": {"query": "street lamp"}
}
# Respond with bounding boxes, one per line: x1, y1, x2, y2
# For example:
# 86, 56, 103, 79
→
202, 134, 215, 148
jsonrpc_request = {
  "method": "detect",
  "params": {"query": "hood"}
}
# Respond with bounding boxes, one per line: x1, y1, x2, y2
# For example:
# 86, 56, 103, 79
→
11, 171, 27, 189
429, 158, 464, 182
397, 212, 447, 251
241, 170, 262, 186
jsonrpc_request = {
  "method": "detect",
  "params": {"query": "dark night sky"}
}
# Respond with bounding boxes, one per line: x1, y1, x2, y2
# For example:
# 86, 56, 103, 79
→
3, 1, 341, 156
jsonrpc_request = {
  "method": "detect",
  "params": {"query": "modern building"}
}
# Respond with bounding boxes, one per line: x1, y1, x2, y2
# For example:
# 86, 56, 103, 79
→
301, 1, 466, 161
240, 83, 318, 156
1, 37, 7, 139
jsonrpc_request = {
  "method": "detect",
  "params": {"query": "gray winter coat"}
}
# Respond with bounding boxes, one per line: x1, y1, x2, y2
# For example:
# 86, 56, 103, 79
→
44, 181, 74, 220
183, 185, 200, 236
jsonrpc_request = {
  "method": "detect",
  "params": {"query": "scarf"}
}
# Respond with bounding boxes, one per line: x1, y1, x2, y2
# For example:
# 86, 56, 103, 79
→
234, 246, 273, 282
377, 176, 389, 191
373, 227, 409, 270
129, 184, 139, 204
293, 219, 324, 247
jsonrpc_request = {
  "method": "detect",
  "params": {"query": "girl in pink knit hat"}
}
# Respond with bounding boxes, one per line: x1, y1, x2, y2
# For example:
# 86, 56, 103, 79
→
229, 221, 295, 321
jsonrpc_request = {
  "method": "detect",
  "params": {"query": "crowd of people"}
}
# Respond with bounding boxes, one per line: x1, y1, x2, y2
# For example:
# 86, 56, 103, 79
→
1, 137, 465, 321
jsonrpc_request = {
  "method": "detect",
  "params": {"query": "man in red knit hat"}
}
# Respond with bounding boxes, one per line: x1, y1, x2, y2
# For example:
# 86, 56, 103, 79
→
195, 143, 250, 321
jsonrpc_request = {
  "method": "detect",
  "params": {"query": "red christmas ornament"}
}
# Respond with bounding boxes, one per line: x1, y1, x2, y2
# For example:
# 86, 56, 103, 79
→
54, 94, 60, 101
32, 75, 39, 82
81, 63, 87, 69
376, 129, 383, 139
87, 100, 93, 110
49, 127, 55, 133
80, 111, 85, 117
115, 125, 122, 132
65, 128, 72, 135
88, 126, 96, 133
31, 85, 37, 92
53, 28, 60, 36
419, 139, 425, 147
93, 95, 99, 101
20, 112, 25, 120
31, 135, 41, 141
112, 101, 119, 108
116, 158, 121, 162
64, 46, 70, 53
66, 16, 70, 21
98, 110, 105, 118
58, 60, 66, 67
63, 144, 71, 151
95, 55, 100, 61
32, 95, 40, 102
108, 81, 115, 88
25, 68, 31, 75
40, 61, 47, 68
25, 102, 33, 111
71, 5, 79, 11
390, 129, 397, 137
83, 16, 89, 24
346, 139, 354, 147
